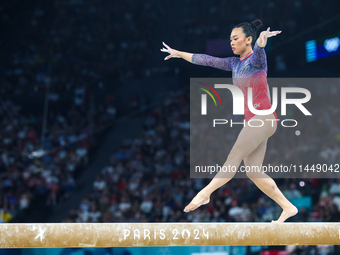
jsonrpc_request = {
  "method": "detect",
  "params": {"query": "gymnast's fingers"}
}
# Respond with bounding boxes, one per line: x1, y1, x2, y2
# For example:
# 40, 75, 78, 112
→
162, 41, 171, 49
268, 31, 281, 37
272, 30, 281, 34
164, 54, 173, 60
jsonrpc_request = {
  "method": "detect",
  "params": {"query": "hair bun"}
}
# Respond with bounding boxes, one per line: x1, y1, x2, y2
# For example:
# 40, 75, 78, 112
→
250, 19, 263, 32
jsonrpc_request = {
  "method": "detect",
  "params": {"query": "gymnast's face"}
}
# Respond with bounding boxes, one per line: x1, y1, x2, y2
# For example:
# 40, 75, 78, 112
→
230, 28, 252, 56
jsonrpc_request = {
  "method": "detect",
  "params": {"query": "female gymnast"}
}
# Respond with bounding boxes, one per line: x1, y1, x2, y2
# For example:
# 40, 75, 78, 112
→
161, 19, 298, 223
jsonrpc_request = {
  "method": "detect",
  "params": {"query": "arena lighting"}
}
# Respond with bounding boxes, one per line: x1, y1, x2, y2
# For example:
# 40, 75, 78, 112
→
1, 223, 340, 247
306, 31, 340, 62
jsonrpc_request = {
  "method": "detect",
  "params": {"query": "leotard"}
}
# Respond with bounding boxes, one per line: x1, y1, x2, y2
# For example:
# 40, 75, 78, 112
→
192, 41, 278, 126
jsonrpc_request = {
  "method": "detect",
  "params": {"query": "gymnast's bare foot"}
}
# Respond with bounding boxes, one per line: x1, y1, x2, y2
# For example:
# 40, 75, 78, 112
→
183, 192, 210, 213
272, 205, 298, 223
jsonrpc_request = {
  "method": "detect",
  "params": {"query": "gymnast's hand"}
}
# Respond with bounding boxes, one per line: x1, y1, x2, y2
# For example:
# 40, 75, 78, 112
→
183, 189, 211, 213
258, 27, 282, 47
160, 42, 181, 60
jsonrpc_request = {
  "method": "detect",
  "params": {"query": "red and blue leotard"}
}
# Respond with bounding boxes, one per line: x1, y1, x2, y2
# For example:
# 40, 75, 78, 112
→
191, 41, 278, 126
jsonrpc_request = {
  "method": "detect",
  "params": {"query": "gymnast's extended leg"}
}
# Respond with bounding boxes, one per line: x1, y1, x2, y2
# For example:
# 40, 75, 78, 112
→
183, 113, 297, 223
244, 139, 298, 222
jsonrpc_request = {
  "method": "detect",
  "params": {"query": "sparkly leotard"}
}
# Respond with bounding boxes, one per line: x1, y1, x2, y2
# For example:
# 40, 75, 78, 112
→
192, 41, 278, 126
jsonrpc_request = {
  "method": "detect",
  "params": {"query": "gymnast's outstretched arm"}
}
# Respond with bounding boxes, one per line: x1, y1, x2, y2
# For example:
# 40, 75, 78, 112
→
160, 41, 237, 71
251, 27, 282, 68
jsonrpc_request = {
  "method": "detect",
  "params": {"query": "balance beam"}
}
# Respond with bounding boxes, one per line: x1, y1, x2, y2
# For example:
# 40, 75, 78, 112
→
1, 223, 340, 248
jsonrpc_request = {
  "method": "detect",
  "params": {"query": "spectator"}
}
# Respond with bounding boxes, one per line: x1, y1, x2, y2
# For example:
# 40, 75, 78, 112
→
283, 183, 302, 200
329, 179, 340, 195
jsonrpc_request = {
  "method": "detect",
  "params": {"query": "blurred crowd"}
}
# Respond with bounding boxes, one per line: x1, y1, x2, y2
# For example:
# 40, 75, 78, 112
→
177, 0, 340, 73
1, 0, 162, 97
2, 0, 339, 100
180, 0, 338, 41
0, 93, 117, 223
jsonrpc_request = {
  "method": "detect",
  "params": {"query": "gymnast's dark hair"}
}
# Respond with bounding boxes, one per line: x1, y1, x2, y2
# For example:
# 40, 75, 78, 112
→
233, 19, 263, 48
